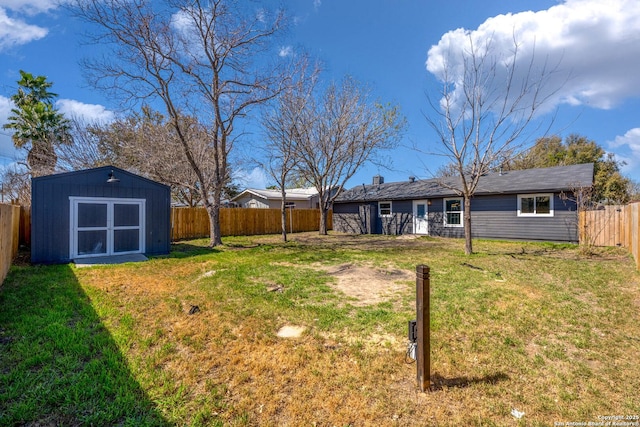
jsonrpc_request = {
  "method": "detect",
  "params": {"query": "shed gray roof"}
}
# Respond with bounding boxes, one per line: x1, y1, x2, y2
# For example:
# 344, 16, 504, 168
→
31, 165, 169, 189
336, 163, 594, 202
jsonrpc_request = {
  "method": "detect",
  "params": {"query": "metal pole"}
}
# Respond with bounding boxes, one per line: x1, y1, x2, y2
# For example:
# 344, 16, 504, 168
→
416, 264, 431, 392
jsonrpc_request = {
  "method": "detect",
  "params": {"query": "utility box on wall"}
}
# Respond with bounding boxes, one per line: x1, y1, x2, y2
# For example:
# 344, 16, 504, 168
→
31, 166, 171, 264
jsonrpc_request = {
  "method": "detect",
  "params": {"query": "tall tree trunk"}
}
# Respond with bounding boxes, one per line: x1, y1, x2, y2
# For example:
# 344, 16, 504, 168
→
205, 187, 223, 247
464, 196, 473, 255
27, 141, 56, 177
280, 188, 288, 242
318, 207, 329, 235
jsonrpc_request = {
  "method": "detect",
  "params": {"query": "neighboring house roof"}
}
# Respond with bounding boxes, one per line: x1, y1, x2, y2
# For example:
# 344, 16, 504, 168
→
231, 187, 319, 202
336, 163, 594, 203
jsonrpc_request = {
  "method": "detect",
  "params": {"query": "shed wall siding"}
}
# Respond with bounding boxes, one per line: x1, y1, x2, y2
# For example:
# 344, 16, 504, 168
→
32, 167, 170, 264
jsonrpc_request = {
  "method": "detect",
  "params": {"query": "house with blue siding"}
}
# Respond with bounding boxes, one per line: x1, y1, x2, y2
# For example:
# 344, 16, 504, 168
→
332, 163, 594, 243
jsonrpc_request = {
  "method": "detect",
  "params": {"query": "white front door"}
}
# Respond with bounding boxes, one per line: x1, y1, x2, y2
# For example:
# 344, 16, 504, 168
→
70, 197, 146, 259
413, 200, 429, 235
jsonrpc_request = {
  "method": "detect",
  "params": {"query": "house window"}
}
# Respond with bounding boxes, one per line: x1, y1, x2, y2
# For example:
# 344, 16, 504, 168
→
518, 194, 554, 216
378, 201, 392, 217
285, 202, 296, 209
444, 198, 463, 227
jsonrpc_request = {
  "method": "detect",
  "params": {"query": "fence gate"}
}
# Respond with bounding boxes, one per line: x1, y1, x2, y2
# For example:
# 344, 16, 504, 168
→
580, 205, 626, 247
580, 203, 640, 270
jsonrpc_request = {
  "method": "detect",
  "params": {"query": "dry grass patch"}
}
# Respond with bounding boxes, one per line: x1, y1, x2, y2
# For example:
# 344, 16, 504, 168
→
2, 233, 639, 426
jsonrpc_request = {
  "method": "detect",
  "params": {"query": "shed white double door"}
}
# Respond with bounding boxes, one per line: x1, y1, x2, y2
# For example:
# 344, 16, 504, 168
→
69, 197, 146, 259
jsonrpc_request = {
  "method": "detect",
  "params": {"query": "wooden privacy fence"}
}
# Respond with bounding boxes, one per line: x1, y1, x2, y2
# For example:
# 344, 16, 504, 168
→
579, 203, 640, 269
19, 206, 30, 247
0, 204, 21, 285
171, 207, 332, 241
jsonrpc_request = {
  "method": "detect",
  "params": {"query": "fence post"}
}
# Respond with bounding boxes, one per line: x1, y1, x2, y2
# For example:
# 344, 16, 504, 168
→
416, 264, 431, 392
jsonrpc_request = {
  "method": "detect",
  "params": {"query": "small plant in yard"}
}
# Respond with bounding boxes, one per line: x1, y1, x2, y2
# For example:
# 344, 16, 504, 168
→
0, 233, 639, 425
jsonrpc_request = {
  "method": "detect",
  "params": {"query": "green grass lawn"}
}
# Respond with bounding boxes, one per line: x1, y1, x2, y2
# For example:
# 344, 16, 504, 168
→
1, 233, 639, 426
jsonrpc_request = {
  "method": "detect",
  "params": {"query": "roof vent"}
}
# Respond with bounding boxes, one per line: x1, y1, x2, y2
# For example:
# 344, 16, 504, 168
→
409, 176, 415, 183
372, 175, 384, 185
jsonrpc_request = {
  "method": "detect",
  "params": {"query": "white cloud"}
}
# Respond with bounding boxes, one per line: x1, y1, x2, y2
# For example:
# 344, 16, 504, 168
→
234, 167, 268, 189
279, 45, 293, 57
0, 7, 47, 50
426, 0, 640, 113
171, 9, 192, 33
0, 0, 73, 51
56, 99, 115, 123
0, 95, 19, 163
609, 128, 640, 150
0, 97, 117, 163
313, 0, 321, 11
0, 0, 59, 15
0, 95, 12, 118
608, 128, 640, 176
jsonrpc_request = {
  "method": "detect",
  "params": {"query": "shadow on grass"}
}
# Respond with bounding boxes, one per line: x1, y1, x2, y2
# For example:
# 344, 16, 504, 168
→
167, 240, 273, 257
163, 241, 221, 259
430, 372, 510, 391
0, 264, 169, 426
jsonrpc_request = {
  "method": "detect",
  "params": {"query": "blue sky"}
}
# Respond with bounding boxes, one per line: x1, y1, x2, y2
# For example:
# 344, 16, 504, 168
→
1, 0, 640, 190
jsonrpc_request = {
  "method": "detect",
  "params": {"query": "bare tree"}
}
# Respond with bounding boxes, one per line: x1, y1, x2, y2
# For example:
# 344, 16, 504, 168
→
261, 59, 319, 241
0, 164, 31, 205
560, 183, 602, 255
426, 34, 564, 254
95, 109, 213, 207
71, 0, 287, 246
628, 180, 640, 202
265, 75, 405, 235
56, 115, 116, 171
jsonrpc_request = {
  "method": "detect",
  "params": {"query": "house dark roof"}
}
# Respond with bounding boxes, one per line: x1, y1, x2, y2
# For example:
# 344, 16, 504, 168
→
335, 163, 594, 202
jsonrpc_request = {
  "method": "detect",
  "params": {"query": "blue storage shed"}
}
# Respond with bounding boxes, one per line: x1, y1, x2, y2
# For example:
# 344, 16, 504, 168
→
31, 166, 171, 264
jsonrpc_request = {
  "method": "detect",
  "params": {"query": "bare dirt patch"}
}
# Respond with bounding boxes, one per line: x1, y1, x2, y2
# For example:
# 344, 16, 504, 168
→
273, 259, 414, 306
315, 262, 414, 306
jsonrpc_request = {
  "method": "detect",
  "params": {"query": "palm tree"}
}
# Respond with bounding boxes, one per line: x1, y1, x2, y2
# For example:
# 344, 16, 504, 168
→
3, 70, 70, 176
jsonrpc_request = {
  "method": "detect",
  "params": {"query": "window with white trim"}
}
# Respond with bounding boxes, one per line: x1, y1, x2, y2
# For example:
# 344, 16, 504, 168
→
518, 194, 554, 216
378, 201, 392, 217
444, 198, 463, 227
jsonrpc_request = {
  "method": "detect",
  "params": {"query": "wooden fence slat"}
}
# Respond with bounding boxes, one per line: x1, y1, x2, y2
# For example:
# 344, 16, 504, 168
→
582, 203, 640, 270
1, 204, 21, 285
20, 206, 30, 247
633, 203, 640, 270
171, 207, 331, 241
